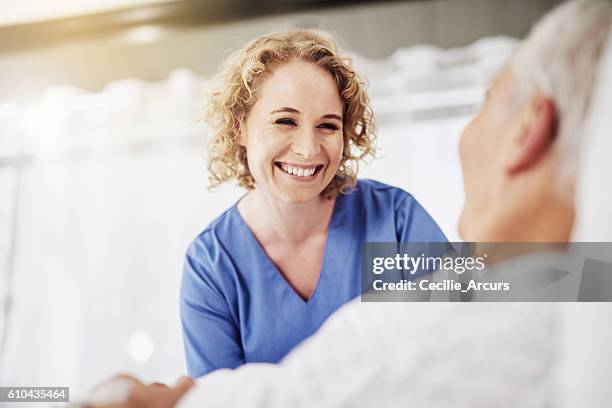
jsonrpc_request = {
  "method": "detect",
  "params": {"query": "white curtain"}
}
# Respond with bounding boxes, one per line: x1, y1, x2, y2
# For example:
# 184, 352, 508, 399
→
0, 38, 515, 399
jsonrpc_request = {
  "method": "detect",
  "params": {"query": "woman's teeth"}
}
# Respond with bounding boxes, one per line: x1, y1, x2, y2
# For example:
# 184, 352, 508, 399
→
280, 164, 317, 177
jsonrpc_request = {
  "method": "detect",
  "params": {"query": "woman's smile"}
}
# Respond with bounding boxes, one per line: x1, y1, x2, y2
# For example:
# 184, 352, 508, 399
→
274, 161, 325, 181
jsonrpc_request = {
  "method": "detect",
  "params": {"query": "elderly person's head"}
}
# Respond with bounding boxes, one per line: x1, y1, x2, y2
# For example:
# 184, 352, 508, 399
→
205, 29, 375, 203
459, 0, 611, 242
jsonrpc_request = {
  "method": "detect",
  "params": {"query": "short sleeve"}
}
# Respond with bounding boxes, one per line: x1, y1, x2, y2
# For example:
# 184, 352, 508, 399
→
395, 194, 448, 243
180, 243, 245, 377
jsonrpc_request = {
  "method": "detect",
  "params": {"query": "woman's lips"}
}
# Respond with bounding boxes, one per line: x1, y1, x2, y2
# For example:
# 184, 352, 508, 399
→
274, 161, 324, 179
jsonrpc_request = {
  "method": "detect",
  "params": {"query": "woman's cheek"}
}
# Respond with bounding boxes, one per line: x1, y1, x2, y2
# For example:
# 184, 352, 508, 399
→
331, 135, 344, 166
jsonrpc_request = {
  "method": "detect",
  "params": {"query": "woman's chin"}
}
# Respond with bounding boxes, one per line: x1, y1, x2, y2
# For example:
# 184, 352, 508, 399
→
269, 174, 332, 204
253, 168, 338, 205
275, 189, 324, 205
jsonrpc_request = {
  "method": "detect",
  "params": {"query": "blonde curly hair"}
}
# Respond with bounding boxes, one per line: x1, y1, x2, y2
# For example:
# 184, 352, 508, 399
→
205, 29, 376, 198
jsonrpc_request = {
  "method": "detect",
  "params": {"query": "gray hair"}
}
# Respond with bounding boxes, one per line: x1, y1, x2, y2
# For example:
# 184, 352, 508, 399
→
509, 0, 611, 200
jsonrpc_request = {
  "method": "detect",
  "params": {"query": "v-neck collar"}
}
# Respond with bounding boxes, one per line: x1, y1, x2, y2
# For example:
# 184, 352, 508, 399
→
231, 194, 345, 305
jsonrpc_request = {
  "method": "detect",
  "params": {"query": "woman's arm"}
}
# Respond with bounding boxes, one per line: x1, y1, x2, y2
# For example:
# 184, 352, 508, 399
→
180, 251, 245, 377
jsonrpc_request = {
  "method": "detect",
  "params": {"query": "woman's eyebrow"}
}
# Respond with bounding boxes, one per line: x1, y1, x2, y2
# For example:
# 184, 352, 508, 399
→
270, 107, 300, 115
269, 108, 341, 121
322, 114, 342, 121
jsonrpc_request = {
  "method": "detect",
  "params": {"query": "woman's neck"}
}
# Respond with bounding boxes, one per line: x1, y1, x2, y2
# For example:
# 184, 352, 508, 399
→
237, 188, 336, 246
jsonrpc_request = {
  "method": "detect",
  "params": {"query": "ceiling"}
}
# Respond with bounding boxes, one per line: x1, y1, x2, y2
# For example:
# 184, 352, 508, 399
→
0, 0, 562, 103
0, 0, 174, 26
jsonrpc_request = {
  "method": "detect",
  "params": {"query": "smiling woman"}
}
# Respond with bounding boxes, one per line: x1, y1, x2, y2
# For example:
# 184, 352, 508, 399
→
180, 29, 447, 378
238, 60, 345, 207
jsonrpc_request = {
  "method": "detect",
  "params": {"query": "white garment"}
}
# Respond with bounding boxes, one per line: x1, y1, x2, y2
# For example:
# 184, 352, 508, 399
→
177, 302, 556, 408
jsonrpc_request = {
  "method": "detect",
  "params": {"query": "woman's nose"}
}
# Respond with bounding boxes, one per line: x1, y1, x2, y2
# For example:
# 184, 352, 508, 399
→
291, 128, 320, 158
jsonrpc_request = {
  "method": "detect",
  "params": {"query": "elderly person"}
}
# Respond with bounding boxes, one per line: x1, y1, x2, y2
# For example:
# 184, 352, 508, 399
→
180, 29, 447, 378
86, 0, 611, 406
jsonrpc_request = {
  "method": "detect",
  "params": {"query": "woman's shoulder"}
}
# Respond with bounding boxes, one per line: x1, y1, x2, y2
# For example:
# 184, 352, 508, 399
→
349, 179, 415, 206
182, 205, 249, 295
352, 179, 447, 242
354, 179, 410, 194
185, 205, 240, 261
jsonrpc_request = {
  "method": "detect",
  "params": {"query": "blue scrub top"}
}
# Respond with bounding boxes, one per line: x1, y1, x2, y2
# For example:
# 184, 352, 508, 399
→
180, 179, 447, 377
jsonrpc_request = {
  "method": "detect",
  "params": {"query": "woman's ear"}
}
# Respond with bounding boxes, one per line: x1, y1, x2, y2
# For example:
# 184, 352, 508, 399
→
506, 93, 557, 175
238, 130, 246, 147
237, 120, 247, 147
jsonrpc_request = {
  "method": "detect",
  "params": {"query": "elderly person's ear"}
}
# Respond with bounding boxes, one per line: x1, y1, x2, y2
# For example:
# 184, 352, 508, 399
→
506, 93, 557, 175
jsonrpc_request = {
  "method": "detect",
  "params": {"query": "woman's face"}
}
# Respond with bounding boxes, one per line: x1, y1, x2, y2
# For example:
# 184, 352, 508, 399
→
240, 59, 344, 204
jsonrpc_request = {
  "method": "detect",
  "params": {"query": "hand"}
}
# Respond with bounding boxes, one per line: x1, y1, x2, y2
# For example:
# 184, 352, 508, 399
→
86, 374, 195, 408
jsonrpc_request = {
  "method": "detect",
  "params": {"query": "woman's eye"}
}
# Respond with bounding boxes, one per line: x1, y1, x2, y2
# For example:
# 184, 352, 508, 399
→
318, 123, 339, 131
275, 118, 297, 126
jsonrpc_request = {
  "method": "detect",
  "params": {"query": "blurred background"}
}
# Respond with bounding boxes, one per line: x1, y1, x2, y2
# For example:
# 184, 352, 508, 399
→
0, 0, 564, 402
